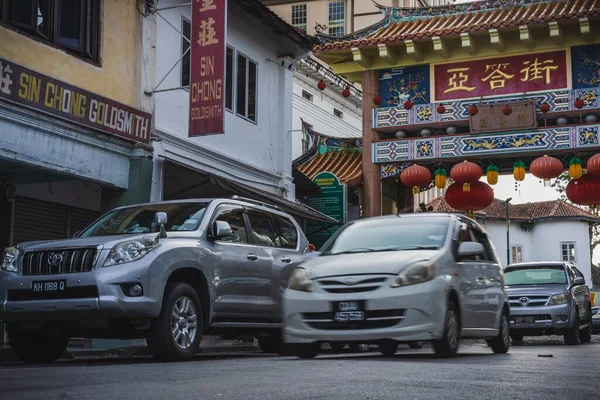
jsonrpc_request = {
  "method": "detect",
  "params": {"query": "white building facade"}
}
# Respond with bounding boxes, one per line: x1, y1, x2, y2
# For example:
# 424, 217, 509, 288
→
149, 0, 320, 212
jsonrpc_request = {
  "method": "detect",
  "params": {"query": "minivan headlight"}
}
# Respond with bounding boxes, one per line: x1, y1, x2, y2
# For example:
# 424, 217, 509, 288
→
392, 262, 434, 288
1, 247, 18, 272
104, 238, 158, 267
288, 268, 312, 292
548, 293, 570, 305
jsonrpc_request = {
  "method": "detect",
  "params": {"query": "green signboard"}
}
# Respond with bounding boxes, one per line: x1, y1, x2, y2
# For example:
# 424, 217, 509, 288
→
306, 171, 346, 249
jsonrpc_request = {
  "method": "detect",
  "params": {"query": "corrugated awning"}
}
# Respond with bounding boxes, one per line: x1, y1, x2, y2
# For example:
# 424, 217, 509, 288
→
298, 150, 362, 187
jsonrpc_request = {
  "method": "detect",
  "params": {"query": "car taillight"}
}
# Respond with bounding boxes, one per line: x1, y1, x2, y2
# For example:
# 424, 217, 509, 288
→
307, 243, 316, 252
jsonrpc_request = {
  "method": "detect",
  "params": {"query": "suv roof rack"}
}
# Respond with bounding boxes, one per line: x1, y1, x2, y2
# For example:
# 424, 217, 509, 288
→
230, 195, 281, 211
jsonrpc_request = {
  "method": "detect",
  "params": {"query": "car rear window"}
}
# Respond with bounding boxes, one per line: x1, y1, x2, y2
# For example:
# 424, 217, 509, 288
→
504, 265, 567, 285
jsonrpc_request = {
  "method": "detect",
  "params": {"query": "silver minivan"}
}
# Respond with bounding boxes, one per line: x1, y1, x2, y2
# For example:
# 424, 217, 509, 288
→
0, 197, 310, 363
283, 213, 511, 359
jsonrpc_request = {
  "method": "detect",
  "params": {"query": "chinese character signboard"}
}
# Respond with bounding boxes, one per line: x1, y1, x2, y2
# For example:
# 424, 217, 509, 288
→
189, 0, 226, 137
306, 172, 346, 250
434, 51, 568, 102
469, 101, 537, 134
0, 57, 151, 144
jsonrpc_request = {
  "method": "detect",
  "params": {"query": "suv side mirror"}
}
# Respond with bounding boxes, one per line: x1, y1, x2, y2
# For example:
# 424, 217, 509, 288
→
573, 276, 585, 286
155, 212, 168, 239
211, 220, 232, 240
457, 241, 485, 257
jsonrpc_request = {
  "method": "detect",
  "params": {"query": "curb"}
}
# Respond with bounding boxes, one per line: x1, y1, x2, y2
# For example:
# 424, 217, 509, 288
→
0, 344, 259, 363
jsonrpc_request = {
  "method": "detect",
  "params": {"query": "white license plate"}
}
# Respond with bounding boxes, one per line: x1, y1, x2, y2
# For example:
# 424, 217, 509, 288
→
32, 280, 66, 292
334, 311, 365, 321
514, 316, 535, 323
334, 301, 365, 321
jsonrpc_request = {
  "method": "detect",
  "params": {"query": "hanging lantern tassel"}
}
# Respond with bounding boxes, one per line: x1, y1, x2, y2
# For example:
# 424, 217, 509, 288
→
412, 185, 420, 195
467, 210, 475, 219
462, 182, 471, 192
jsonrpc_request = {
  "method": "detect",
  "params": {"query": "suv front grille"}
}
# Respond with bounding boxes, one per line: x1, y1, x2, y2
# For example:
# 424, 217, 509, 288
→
508, 295, 550, 307
21, 248, 98, 276
7, 285, 99, 301
317, 275, 389, 294
302, 309, 404, 330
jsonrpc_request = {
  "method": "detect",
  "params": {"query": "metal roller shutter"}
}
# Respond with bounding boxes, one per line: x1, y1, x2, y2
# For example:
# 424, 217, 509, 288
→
70, 207, 101, 235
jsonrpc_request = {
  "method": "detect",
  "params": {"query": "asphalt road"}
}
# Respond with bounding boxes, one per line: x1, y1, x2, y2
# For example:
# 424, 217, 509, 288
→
1, 339, 599, 400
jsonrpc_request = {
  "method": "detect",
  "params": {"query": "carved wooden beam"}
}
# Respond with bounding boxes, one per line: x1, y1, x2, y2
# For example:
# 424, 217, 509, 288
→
433, 36, 449, 59
519, 25, 535, 48
548, 21, 564, 45
579, 17, 593, 41
405, 39, 423, 62
460, 32, 477, 55
351, 47, 371, 68
489, 29, 505, 52
377, 43, 399, 65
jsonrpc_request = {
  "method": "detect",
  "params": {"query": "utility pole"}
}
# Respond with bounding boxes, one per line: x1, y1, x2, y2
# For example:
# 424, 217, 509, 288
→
504, 197, 512, 267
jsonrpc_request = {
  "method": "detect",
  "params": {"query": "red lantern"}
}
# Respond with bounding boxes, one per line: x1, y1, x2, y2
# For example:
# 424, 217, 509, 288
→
317, 80, 326, 90
530, 155, 563, 182
468, 105, 478, 116
502, 105, 513, 115
450, 160, 482, 192
400, 164, 431, 195
574, 98, 585, 109
445, 181, 494, 218
540, 103, 550, 113
436, 104, 446, 114
342, 87, 351, 97
587, 153, 600, 176
373, 95, 382, 106
404, 100, 414, 110
566, 173, 600, 209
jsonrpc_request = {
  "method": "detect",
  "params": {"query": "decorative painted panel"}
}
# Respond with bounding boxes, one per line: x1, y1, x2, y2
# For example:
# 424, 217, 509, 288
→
373, 125, 599, 164
380, 65, 431, 107
373, 88, 579, 129
572, 44, 600, 89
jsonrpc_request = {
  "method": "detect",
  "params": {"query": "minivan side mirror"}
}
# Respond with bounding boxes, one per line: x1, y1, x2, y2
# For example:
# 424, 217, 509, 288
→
573, 276, 585, 286
210, 220, 232, 240
155, 212, 168, 239
457, 241, 485, 257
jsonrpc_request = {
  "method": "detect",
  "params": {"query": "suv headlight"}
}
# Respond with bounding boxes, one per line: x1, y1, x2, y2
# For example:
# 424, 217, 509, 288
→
288, 268, 312, 292
548, 293, 571, 305
104, 238, 158, 267
1, 247, 18, 272
392, 262, 434, 288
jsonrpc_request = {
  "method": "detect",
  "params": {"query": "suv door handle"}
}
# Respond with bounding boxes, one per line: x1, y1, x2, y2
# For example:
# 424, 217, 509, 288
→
246, 253, 259, 261
280, 257, 292, 263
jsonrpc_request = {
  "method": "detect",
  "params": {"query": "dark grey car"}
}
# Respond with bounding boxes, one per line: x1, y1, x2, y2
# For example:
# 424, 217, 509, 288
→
504, 262, 593, 345
0, 197, 310, 363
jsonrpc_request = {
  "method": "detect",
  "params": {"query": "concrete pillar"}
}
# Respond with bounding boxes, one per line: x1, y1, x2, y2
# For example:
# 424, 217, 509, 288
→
361, 70, 382, 217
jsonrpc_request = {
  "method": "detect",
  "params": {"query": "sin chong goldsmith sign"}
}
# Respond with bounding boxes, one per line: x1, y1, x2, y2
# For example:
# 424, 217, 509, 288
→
189, 0, 226, 136
0, 57, 151, 144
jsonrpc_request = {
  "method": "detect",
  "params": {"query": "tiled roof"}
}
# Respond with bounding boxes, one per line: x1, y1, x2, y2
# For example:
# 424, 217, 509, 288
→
297, 150, 362, 186
427, 197, 599, 222
314, 0, 600, 52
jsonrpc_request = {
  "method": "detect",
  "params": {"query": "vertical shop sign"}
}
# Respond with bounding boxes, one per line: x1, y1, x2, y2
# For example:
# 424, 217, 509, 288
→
189, 0, 226, 136
306, 172, 346, 250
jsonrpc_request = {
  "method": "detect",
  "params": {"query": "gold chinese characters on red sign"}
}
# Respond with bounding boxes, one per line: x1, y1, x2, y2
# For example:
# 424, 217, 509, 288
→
469, 101, 537, 134
434, 51, 568, 102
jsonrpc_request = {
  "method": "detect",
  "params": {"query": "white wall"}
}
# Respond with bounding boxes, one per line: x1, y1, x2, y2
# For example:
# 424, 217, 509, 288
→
291, 74, 362, 159
154, 0, 296, 196
482, 220, 593, 288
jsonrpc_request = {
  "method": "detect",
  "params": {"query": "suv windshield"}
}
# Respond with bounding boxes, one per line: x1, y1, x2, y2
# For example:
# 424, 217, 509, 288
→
321, 217, 449, 255
79, 202, 211, 237
504, 265, 568, 285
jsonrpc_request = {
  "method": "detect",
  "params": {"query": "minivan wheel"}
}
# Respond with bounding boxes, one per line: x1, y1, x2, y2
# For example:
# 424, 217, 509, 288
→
146, 282, 203, 361
510, 333, 524, 343
488, 312, 510, 354
432, 301, 460, 358
7, 327, 69, 364
379, 340, 398, 357
257, 337, 276, 353
564, 314, 580, 346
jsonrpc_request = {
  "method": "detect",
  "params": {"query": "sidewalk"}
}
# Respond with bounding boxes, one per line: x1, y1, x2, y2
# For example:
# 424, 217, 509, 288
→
0, 336, 259, 363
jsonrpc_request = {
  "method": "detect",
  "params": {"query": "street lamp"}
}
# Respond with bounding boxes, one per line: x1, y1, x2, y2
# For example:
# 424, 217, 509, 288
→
503, 197, 512, 267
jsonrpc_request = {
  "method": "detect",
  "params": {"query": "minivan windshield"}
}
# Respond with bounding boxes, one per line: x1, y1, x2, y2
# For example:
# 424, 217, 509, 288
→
504, 265, 568, 286
320, 217, 449, 255
79, 202, 211, 237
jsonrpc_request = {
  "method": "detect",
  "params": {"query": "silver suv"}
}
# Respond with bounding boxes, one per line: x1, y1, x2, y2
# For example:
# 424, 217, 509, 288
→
504, 262, 593, 345
0, 197, 310, 363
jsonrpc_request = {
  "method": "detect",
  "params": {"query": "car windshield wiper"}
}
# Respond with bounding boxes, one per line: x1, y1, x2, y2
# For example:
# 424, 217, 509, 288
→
327, 245, 439, 255
392, 245, 440, 250
327, 248, 380, 255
